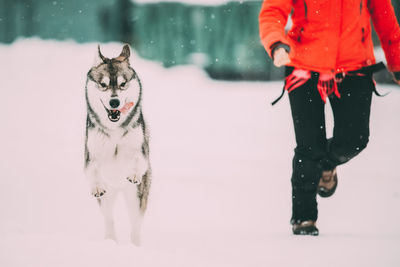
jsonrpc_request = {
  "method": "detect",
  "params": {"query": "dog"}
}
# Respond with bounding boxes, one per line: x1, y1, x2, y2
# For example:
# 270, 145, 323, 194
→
84, 44, 151, 245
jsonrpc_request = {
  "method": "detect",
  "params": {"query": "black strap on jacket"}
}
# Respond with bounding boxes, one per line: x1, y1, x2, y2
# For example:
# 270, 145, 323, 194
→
271, 88, 286, 105
348, 62, 388, 97
271, 67, 294, 105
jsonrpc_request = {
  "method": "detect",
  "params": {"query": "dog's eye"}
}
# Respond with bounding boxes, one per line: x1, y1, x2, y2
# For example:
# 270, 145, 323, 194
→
120, 82, 126, 87
98, 82, 108, 90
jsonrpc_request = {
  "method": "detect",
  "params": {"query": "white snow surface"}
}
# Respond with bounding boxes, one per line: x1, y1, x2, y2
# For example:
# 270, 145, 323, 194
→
0, 39, 399, 267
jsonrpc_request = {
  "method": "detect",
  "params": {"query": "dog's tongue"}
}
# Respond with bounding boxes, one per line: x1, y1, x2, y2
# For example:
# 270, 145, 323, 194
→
119, 102, 134, 114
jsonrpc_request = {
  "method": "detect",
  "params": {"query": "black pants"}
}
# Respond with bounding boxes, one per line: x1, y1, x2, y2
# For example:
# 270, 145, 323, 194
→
288, 72, 374, 224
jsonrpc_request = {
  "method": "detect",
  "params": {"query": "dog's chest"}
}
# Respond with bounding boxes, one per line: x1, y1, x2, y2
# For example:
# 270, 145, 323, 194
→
87, 128, 144, 183
89, 128, 143, 157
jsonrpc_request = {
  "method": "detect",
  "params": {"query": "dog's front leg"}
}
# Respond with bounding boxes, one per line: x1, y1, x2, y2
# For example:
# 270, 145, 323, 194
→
86, 162, 117, 241
86, 162, 107, 198
127, 154, 148, 185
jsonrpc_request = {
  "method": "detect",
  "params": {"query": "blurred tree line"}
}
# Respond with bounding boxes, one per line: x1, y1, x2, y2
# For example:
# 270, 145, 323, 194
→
0, 0, 399, 82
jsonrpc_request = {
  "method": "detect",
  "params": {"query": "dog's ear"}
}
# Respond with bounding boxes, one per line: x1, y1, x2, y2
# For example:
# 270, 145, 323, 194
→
97, 45, 107, 62
93, 45, 107, 66
116, 44, 130, 62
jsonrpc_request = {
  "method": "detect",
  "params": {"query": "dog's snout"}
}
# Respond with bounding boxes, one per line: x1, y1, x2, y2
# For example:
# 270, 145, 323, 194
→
109, 98, 120, 109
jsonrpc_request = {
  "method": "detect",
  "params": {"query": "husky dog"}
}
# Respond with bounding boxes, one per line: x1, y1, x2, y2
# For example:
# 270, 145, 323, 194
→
84, 44, 151, 245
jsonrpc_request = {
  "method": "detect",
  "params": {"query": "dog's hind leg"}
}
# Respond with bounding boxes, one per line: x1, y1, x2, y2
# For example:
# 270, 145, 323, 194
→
98, 191, 118, 242
122, 185, 143, 246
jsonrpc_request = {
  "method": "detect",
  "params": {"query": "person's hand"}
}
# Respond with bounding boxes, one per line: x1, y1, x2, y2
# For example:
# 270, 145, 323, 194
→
273, 47, 291, 67
392, 72, 400, 85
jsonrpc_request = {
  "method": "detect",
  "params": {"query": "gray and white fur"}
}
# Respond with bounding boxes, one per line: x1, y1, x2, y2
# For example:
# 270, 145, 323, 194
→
84, 44, 151, 245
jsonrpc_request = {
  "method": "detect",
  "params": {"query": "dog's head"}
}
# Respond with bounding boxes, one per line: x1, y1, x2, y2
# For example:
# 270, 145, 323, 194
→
86, 44, 141, 128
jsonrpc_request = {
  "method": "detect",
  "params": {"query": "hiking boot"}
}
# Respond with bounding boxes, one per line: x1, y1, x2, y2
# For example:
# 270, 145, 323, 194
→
317, 168, 338, 198
292, 220, 319, 236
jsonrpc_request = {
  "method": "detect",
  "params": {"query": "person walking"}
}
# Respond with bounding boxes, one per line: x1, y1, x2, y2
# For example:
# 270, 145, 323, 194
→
259, 0, 400, 235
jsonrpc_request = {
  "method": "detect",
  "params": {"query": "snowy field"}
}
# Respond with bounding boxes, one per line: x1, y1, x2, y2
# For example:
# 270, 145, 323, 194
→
0, 39, 399, 267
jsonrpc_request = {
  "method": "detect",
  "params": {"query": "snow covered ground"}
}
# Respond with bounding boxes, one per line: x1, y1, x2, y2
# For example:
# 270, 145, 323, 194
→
0, 39, 399, 267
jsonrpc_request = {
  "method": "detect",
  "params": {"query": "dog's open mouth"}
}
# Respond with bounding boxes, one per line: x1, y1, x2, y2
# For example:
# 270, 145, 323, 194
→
101, 101, 121, 122
107, 109, 121, 122
101, 101, 134, 123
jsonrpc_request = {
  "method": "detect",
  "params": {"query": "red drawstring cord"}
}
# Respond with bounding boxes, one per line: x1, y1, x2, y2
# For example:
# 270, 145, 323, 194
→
284, 69, 311, 93
317, 73, 341, 102
284, 69, 341, 103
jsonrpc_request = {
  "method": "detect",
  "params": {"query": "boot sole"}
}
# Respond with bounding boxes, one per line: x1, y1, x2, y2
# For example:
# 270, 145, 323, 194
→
293, 226, 319, 236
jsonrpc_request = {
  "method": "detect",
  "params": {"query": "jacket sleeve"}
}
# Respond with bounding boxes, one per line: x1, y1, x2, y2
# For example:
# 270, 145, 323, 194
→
259, 0, 292, 58
369, 0, 400, 72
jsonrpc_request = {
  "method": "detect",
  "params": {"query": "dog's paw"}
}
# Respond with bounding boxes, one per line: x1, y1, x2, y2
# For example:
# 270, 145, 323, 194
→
127, 175, 142, 185
91, 186, 106, 198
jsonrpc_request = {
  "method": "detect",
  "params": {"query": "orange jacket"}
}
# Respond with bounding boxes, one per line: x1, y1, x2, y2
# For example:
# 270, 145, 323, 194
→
259, 0, 400, 73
